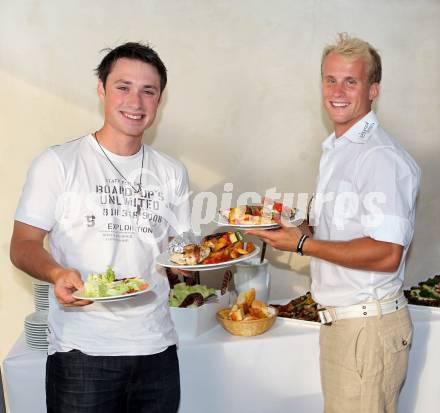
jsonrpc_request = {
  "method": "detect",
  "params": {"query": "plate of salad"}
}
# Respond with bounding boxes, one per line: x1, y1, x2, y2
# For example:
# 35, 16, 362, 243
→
73, 267, 153, 302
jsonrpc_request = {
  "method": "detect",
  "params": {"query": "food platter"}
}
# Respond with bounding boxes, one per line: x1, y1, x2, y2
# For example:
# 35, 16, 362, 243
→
156, 246, 260, 271
72, 282, 154, 302
269, 294, 321, 326
404, 275, 440, 308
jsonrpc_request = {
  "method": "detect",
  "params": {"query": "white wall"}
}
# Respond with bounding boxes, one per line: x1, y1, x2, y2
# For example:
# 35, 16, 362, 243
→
1, 0, 439, 362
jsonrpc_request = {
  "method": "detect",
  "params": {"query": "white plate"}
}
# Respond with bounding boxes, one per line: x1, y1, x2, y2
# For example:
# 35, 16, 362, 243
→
276, 315, 320, 327
25, 311, 48, 325
24, 326, 47, 331
156, 246, 260, 271
25, 335, 47, 340
24, 331, 47, 336
25, 337, 47, 342
25, 335, 47, 339
25, 333, 47, 337
72, 282, 154, 302
26, 346, 48, 351
213, 216, 280, 230
214, 209, 306, 230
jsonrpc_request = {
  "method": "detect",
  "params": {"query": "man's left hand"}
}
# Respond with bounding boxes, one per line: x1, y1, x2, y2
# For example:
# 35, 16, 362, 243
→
246, 220, 306, 252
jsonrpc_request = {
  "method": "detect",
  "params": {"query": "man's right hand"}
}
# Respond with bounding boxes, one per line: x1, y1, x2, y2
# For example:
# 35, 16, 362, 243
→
51, 268, 92, 307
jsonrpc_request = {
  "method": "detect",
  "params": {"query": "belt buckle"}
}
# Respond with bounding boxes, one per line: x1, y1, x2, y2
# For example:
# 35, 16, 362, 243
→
318, 308, 333, 325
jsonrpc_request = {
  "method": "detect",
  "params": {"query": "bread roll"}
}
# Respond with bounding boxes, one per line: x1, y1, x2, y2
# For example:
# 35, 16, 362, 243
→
250, 300, 270, 319
245, 288, 256, 307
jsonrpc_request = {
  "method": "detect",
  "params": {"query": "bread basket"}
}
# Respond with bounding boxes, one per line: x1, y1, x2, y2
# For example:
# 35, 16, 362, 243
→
216, 306, 277, 336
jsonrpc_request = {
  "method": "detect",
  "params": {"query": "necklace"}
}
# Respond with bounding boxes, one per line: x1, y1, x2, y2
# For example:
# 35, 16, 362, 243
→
93, 132, 145, 194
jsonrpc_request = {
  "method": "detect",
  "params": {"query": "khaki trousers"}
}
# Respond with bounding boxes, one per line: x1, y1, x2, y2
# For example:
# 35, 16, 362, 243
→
319, 307, 412, 413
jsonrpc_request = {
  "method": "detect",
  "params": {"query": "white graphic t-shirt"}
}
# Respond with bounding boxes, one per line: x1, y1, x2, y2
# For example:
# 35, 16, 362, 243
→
15, 134, 191, 355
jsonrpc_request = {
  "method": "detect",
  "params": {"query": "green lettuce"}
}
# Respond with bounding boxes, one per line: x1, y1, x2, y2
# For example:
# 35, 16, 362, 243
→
83, 266, 146, 298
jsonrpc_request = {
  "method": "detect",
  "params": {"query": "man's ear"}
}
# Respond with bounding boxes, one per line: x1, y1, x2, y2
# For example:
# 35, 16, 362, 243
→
369, 82, 380, 101
97, 80, 105, 102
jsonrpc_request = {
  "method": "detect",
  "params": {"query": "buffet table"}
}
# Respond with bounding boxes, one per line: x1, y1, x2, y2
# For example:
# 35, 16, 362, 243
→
3, 306, 440, 413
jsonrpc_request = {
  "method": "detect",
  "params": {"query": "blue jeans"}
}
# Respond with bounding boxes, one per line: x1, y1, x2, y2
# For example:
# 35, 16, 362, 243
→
46, 345, 180, 413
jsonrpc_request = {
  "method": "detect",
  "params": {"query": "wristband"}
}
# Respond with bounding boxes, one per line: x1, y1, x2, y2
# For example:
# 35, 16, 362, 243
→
296, 235, 309, 256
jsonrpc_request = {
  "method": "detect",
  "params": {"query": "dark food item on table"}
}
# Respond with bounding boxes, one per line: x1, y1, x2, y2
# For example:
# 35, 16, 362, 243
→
221, 270, 233, 295
168, 283, 216, 308
270, 292, 320, 322
179, 292, 205, 308
404, 275, 440, 307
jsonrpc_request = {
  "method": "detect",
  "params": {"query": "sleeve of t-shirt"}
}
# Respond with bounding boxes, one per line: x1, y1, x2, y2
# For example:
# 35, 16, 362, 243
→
356, 148, 420, 246
168, 163, 191, 236
15, 148, 64, 231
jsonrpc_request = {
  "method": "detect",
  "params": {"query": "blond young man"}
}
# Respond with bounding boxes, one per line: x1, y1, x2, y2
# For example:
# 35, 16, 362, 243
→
249, 34, 420, 412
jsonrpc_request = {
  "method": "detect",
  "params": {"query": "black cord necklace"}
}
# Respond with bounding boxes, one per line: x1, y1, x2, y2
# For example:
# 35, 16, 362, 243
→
93, 132, 145, 194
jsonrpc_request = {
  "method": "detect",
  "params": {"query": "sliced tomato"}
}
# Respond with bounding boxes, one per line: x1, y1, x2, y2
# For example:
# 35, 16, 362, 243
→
273, 202, 283, 213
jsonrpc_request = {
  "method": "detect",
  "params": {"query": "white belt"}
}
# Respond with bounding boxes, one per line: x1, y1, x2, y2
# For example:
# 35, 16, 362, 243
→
318, 294, 407, 325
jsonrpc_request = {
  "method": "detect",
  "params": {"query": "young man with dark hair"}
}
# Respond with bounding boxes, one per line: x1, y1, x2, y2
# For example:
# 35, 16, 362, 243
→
10, 42, 190, 412
249, 33, 420, 412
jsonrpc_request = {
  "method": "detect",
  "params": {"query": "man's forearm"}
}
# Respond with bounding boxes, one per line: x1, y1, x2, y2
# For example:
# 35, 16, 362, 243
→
10, 239, 64, 284
303, 236, 403, 272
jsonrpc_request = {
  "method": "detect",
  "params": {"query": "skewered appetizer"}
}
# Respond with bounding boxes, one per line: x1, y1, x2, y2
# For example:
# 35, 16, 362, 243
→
220, 203, 294, 225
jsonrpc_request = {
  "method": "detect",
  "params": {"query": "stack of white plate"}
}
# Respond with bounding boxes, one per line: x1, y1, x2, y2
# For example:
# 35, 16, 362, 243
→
32, 279, 50, 311
24, 310, 48, 350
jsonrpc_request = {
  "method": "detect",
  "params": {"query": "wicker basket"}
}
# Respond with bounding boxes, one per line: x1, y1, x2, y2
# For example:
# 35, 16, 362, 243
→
216, 306, 277, 336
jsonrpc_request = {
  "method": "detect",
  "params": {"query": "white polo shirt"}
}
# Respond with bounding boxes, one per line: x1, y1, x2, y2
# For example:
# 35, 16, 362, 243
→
310, 112, 420, 307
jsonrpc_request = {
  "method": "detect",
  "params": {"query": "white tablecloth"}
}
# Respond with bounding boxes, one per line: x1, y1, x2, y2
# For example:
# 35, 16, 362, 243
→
3, 306, 440, 413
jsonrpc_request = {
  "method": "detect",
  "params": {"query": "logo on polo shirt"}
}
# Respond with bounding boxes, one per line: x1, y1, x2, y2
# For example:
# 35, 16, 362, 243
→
359, 122, 375, 139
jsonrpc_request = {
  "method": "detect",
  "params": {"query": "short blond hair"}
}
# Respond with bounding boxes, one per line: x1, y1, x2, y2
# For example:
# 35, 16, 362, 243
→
321, 33, 382, 84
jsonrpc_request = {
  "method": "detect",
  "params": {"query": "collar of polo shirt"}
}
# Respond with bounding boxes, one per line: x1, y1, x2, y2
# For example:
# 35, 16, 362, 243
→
322, 111, 379, 151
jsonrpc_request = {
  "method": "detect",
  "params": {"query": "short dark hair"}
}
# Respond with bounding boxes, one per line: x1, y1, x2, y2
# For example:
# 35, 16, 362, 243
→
95, 42, 167, 92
